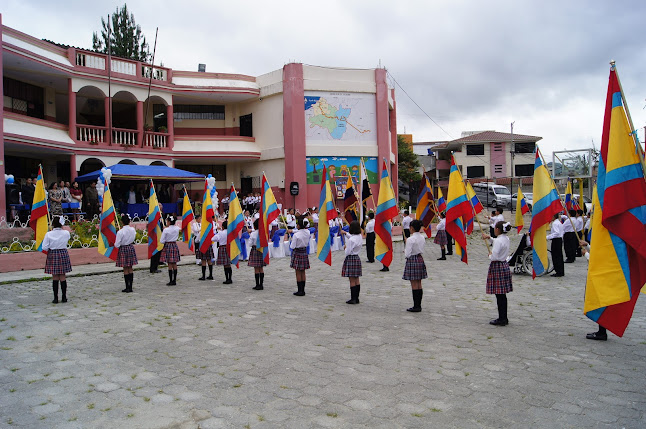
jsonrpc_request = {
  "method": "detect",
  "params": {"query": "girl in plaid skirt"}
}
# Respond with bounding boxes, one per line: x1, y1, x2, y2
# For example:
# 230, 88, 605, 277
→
42, 216, 72, 303
434, 212, 448, 260
403, 220, 427, 312
483, 221, 513, 326
194, 215, 215, 281
248, 219, 266, 290
290, 217, 311, 296
214, 220, 233, 284
115, 214, 138, 293
342, 221, 363, 304
160, 216, 181, 286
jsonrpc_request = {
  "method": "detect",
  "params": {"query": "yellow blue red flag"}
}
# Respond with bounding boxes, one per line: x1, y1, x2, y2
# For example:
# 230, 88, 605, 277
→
515, 186, 530, 233
584, 65, 646, 337
416, 175, 435, 238
98, 183, 118, 260
227, 185, 244, 267
198, 180, 215, 254
317, 164, 337, 265
446, 156, 472, 263
375, 159, 398, 267
565, 181, 574, 211
436, 187, 447, 213
181, 190, 195, 251
147, 180, 163, 259
29, 165, 49, 253
259, 173, 280, 264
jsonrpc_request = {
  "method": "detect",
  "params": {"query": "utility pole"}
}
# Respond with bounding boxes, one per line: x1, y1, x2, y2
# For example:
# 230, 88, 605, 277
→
510, 121, 515, 211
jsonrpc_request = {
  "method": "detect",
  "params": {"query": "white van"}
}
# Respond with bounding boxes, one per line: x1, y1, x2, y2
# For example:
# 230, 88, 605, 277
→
472, 182, 512, 208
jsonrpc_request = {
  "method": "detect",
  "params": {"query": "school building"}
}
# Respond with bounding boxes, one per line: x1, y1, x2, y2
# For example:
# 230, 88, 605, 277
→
0, 14, 398, 217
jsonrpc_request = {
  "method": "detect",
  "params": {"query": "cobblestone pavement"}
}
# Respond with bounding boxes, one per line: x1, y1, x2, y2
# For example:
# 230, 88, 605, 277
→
1, 236, 645, 428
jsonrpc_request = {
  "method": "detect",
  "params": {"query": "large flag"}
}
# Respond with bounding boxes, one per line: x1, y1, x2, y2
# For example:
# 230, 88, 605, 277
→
317, 164, 337, 265
565, 181, 574, 211
181, 190, 195, 252
98, 182, 118, 260
466, 182, 484, 214
343, 176, 359, 224
147, 180, 163, 259
436, 187, 447, 213
530, 148, 563, 278
515, 186, 530, 233
258, 173, 280, 264
198, 180, 215, 254
29, 165, 49, 254
226, 185, 244, 267
416, 175, 435, 238
584, 66, 646, 337
360, 158, 373, 224
445, 156, 472, 264
375, 160, 399, 267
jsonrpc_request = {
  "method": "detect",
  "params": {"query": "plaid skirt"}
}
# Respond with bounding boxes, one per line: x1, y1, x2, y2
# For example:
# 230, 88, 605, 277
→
341, 254, 362, 277
248, 246, 266, 267
160, 242, 181, 263
196, 244, 214, 261
402, 254, 428, 280
45, 249, 72, 275
433, 229, 447, 246
116, 244, 138, 268
290, 247, 310, 270
216, 245, 231, 266
486, 261, 513, 294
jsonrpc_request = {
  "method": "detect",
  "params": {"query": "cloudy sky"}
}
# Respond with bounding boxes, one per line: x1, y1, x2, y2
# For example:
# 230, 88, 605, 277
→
4, 0, 646, 155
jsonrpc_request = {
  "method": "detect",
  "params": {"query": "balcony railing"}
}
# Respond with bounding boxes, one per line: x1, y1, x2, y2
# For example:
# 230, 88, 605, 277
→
112, 128, 138, 146
144, 132, 168, 148
77, 125, 106, 143
111, 58, 137, 76
75, 52, 106, 70
142, 66, 167, 81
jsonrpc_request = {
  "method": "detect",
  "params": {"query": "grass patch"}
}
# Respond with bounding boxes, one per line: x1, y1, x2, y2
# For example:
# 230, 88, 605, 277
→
327, 412, 338, 418
87, 403, 95, 409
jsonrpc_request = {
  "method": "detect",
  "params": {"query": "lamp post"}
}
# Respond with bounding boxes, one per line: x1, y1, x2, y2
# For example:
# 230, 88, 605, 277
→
510, 121, 515, 211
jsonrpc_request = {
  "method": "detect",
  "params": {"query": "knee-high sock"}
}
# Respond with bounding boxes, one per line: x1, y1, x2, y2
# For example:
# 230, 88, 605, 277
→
61, 281, 67, 300
201, 266, 206, 277
208, 265, 213, 277
52, 280, 59, 299
259, 273, 264, 286
496, 294, 508, 321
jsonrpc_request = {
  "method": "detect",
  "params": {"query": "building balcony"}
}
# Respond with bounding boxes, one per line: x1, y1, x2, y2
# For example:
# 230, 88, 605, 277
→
436, 159, 451, 170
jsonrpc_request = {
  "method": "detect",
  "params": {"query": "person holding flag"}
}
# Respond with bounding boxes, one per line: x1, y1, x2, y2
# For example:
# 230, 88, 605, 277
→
42, 216, 71, 303
360, 158, 373, 227
98, 170, 118, 262
436, 187, 452, 255
226, 185, 245, 272
115, 214, 138, 293
343, 175, 359, 224
160, 215, 181, 286
403, 219, 428, 312
375, 160, 399, 272
416, 175, 436, 238
515, 186, 530, 233
342, 220, 363, 304
317, 164, 338, 268
483, 221, 514, 325
254, 173, 280, 290
248, 218, 267, 290
434, 212, 448, 260
445, 156, 472, 264
147, 181, 164, 274
213, 221, 232, 284
198, 179, 216, 280
29, 165, 49, 254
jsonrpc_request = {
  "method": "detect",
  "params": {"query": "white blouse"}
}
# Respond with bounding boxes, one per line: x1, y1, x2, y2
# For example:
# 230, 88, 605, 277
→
489, 234, 510, 262
286, 214, 296, 228
249, 230, 259, 247
436, 218, 446, 231
115, 225, 136, 248
312, 213, 319, 223
290, 228, 311, 249
365, 219, 375, 233
213, 230, 227, 246
402, 216, 412, 229
42, 228, 70, 251
404, 232, 425, 258
160, 225, 180, 243
547, 220, 564, 239
191, 221, 201, 237
344, 234, 363, 256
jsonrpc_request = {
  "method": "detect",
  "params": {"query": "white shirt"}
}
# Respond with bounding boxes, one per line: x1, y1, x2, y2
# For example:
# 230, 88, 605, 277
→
270, 219, 279, 229
286, 214, 296, 228
402, 215, 412, 229
249, 230, 259, 247
562, 215, 574, 233
489, 234, 510, 262
344, 234, 363, 256
244, 216, 254, 231
42, 228, 70, 251
115, 225, 136, 248
365, 219, 375, 233
436, 218, 446, 231
254, 212, 260, 220
127, 191, 137, 205
491, 214, 505, 228
213, 230, 227, 246
575, 216, 584, 232
584, 218, 591, 231
191, 220, 201, 238
404, 232, 425, 258
547, 219, 564, 239
312, 213, 319, 223
290, 228, 311, 249
160, 225, 180, 243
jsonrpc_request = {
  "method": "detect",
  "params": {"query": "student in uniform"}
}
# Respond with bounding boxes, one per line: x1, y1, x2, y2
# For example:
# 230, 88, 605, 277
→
285, 209, 296, 231
434, 212, 448, 260
311, 207, 319, 228
483, 221, 513, 326
402, 210, 412, 239
342, 220, 363, 304
213, 220, 233, 284
43, 216, 72, 303
115, 214, 138, 293
160, 216, 181, 286
403, 220, 427, 312
290, 217, 311, 296
575, 209, 584, 257
248, 219, 266, 290
562, 210, 578, 263
578, 240, 608, 341
149, 203, 164, 274
548, 213, 565, 277
192, 214, 215, 281
364, 212, 375, 263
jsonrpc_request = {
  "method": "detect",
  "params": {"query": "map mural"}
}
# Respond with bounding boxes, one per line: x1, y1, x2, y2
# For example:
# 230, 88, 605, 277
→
304, 92, 376, 143
306, 157, 378, 198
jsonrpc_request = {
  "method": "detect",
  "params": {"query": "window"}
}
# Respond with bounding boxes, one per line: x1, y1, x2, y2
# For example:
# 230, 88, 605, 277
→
467, 165, 485, 178
494, 164, 503, 174
514, 142, 535, 153
492, 143, 503, 152
466, 144, 484, 156
515, 164, 534, 177
173, 105, 225, 120
239, 114, 253, 137
3, 77, 44, 119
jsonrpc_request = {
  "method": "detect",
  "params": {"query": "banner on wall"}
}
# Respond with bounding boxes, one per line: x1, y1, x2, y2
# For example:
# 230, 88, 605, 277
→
306, 157, 378, 199
304, 92, 377, 143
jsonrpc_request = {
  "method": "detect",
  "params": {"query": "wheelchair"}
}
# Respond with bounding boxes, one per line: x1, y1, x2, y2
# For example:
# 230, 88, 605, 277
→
508, 234, 554, 276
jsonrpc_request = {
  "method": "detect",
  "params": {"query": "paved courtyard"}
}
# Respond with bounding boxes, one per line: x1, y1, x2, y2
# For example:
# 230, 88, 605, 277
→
0, 236, 645, 428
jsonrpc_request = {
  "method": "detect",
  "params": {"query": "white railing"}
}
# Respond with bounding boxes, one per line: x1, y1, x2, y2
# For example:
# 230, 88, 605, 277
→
142, 66, 167, 81
113, 128, 138, 146
111, 58, 137, 76
77, 125, 106, 143
76, 53, 106, 70
144, 132, 167, 148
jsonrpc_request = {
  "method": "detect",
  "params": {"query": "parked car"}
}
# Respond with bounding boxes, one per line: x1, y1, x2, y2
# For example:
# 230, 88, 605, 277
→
511, 192, 533, 212
472, 182, 512, 208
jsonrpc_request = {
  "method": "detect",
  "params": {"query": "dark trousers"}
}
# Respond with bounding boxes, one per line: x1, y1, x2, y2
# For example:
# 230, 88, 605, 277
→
366, 232, 375, 262
403, 229, 410, 238
551, 237, 564, 275
446, 230, 453, 254
150, 251, 161, 272
563, 232, 577, 261
576, 230, 583, 256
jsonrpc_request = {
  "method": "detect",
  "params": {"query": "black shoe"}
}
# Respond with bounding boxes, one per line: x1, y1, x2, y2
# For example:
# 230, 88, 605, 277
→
446, 252, 453, 255
380, 267, 389, 272
167, 281, 175, 286
437, 256, 446, 260
253, 285, 263, 290
198, 277, 206, 281
586, 332, 607, 341
406, 307, 421, 312
52, 298, 58, 304
366, 260, 374, 263
550, 273, 564, 277
223, 279, 233, 284
489, 318, 508, 326
206, 276, 214, 280
293, 291, 305, 296
151, 269, 162, 273
346, 298, 358, 304
122, 288, 129, 292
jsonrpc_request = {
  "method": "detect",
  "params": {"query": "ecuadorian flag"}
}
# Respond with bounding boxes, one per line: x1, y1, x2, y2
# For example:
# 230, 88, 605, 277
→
147, 180, 163, 259
317, 164, 337, 265
98, 183, 118, 260
181, 190, 195, 251
584, 65, 646, 337
436, 187, 447, 213
446, 156, 472, 264
259, 173, 280, 265
416, 175, 435, 238
227, 185, 244, 267
29, 165, 49, 253
515, 186, 530, 233
374, 160, 398, 267
198, 179, 215, 254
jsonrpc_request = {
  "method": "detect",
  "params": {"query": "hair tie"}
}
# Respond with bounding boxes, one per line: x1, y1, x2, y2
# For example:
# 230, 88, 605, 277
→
59, 216, 66, 226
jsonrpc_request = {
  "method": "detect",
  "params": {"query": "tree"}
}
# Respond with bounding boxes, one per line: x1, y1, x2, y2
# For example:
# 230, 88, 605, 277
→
309, 157, 320, 173
92, 4, 150, 62
397, 135, 422, 183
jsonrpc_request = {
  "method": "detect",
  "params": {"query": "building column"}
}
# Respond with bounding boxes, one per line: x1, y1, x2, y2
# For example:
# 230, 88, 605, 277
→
282, 63, 307, 210
166, 104, 174, 150
136, 100, 144, 147
104, 97, 111, 145
68, 79, 76, 142
375, 68, 390, 185
70, 154, 77, 181
0, 13, 6, 217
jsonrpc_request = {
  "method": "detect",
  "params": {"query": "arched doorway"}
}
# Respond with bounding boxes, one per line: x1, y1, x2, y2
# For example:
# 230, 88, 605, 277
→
79, 158, 105, 176
119, 159, 137, 165
150, 161, 167, 166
